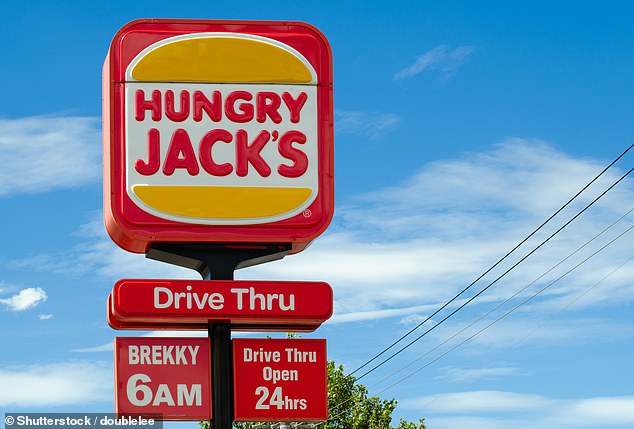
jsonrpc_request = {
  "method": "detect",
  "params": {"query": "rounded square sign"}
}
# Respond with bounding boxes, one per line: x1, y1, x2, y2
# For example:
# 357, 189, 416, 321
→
103, 19, 333, 253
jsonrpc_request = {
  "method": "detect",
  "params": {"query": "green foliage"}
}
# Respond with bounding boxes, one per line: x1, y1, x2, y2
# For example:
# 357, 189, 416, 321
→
323, 362, 425, 429
200, 360, 426, 429
395, 418, 427, 429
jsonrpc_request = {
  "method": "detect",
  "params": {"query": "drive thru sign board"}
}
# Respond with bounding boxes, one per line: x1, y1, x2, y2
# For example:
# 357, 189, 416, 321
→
115, 337, 212, 420
233, 338, 327, 421
109, 279, 333, 331
103, 19, 334, 254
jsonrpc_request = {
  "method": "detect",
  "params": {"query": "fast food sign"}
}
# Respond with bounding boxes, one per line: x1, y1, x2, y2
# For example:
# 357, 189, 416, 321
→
103, 19, 333, 253
108, 279, 333, 331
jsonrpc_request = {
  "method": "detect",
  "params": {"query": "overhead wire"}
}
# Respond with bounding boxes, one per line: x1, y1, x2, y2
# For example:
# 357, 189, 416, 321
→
316, 145, 634, 425
372, 223, 633, 397
354, 166, 634, 381
325, 207, 633, 421
349, 142, 634, 377
366, 207, 633, 390
418, 253, 634, 411
323, 223, 633, 426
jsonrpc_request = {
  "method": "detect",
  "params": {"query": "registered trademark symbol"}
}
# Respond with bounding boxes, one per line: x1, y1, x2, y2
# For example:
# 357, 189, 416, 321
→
303, 209, 312, 218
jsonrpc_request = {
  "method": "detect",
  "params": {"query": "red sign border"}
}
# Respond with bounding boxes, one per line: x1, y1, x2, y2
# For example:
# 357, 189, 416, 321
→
103, 19, 334, 254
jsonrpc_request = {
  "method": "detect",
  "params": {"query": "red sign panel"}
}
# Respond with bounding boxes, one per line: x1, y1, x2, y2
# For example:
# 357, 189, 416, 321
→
233, 338, 327, 421
103, 19, 333, 254
115, 337, 211, 420
108, 279, 333, 331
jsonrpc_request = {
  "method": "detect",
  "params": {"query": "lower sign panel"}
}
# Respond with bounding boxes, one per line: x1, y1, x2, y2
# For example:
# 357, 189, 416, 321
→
233, 338, 327, 421
115, 337, 212, 420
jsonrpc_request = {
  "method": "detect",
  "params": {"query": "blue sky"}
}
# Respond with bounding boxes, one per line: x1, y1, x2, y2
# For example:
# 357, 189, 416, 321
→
1, 1, 633, 428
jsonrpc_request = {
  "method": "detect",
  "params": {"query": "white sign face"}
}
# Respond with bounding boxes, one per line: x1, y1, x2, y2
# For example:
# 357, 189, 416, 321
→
125, 83, 318, 224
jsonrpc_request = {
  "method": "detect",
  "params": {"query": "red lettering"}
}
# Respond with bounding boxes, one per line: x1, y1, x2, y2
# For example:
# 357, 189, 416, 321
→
199, 130, 233, 176
134, 89, 308, 124
162, 129, 200, 176
277, 131, 308, 178
193, 90, 222, 122
256, 92, 282, 124
225, 91, 254, 123
282, 92, 308, 123
165, 90, 190, 122
135, 89, 162, 121
236, 130, 271, 177
135, 128, 161, 175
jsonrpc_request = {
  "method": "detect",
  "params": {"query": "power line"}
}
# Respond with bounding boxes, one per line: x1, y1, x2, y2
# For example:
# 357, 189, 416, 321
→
366, 207, 633, 390
371, 223, 633, 397
349, 143, 634, 377
417, 253, 634, 412
355, 166, 633, 381
325, 208, 633, 421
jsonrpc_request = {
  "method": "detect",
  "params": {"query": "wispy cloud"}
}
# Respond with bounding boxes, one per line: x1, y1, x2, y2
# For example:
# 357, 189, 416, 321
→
335, 110, 401, 139
245, 139, 633, 324
73, 331, 210, 354
72, 341, 114, 353
434, 365, 524, 383
401, 391, 634, 429
0, 287, 47, 311
0, 116, 101, 196
9, 140, 634, 340
395, 44, 475, 80
7, 215, 197, 280
0, 361, 111, 407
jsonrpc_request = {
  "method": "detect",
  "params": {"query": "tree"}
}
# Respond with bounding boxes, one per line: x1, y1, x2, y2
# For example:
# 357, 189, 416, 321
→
200, 360, 426, 429
321, 361, 426, 429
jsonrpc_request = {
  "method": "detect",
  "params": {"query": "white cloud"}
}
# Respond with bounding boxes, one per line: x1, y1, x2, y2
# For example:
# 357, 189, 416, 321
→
335, 109, 401, 139
406, 390, 551, 413
433, 365, 523, 383
401, 391, 634, 428
242, 139, 634, 334
12, 138, 627, 324
395, 44, 475, 80
560, 397, 634, 425
73, 331, 209, 354
329, 303, 439, 325
0, 287, 47, 311
72, 341, 114, 353
0, 115, 101, 196
9, 140, 633, 342
0, 361, 111, 407
8, 215, 197, 280
37, 313, 54, 320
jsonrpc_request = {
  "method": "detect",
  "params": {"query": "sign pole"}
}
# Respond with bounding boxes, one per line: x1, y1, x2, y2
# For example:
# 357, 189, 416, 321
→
146, 243, 293, 428
206, 262, 233, 429
210, 322, 232, 429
